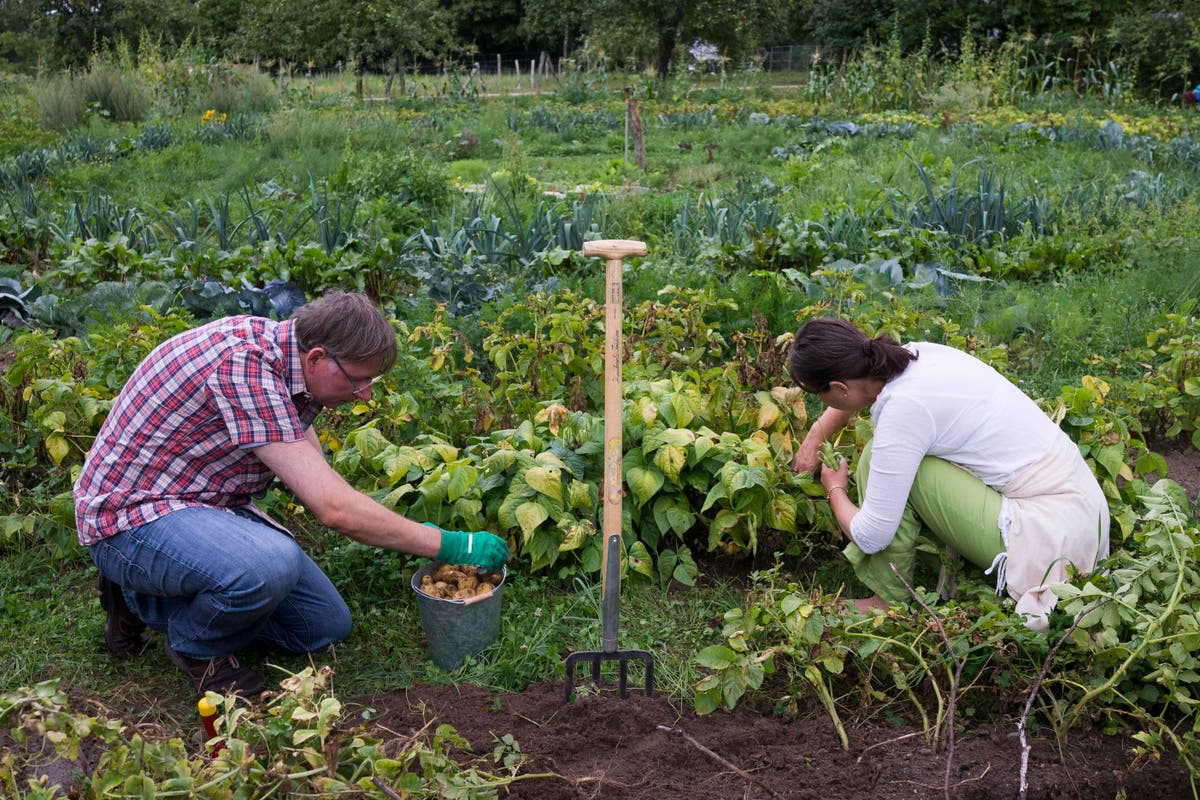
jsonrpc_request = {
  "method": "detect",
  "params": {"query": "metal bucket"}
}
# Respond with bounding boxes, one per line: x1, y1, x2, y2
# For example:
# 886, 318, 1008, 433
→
410, 561, 506, 670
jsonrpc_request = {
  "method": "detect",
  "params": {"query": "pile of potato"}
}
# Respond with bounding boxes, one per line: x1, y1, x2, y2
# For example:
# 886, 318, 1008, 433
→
418, 563, 502, 601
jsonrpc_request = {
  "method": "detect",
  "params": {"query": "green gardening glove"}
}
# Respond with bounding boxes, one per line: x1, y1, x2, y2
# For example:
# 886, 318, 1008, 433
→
434, 527, 509, 573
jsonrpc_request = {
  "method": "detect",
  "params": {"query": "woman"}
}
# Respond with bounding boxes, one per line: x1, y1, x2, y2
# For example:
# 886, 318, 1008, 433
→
789, 318, 1109, 631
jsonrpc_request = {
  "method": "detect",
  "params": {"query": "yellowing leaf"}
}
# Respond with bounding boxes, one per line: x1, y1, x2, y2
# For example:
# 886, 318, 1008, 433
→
515, 501, 550, 539
632, 396, 659, 426
567, 480, 593, 510
755, 393, 781, 430
525, 466, 563, 502
45, 434, 69, 465
670, 392, 695, 428
770, 386, 808, 424
654, 444, 686, 483
559, 520, 593, 551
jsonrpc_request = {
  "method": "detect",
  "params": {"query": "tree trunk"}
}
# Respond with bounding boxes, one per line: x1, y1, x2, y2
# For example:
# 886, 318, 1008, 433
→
627, 94, 645, 171
385, 54, 399, 98
654, 28, 677, 76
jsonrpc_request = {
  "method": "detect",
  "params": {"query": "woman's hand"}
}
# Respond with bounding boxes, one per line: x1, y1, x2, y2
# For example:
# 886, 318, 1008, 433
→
792, 407, 856, 477
791, 444, 821, 476
820, 457, 851, 496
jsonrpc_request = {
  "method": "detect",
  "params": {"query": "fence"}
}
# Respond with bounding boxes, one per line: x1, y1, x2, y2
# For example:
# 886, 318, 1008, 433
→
398, 43, 821, 83
761, 45, 822, 72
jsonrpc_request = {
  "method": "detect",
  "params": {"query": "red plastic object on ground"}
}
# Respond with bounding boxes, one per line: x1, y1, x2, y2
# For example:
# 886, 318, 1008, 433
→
197, 697, 225, 754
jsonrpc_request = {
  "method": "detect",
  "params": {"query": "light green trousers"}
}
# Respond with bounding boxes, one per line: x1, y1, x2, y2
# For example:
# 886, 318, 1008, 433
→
844, 441, 1006, 603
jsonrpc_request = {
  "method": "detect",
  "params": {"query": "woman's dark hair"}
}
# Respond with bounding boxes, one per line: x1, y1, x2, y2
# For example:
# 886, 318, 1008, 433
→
787, 318, 915, 393
292, 292, 397, 371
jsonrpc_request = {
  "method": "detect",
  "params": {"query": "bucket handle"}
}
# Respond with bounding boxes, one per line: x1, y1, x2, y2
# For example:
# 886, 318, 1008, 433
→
461, 589, 495, 606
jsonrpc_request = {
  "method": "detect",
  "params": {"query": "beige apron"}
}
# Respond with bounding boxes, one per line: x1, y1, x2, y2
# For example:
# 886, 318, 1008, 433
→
992, 434, 1110, 632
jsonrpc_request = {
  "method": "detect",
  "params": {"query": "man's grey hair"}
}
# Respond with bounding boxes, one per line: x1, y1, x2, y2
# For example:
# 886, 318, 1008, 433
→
292, 292, 397, 371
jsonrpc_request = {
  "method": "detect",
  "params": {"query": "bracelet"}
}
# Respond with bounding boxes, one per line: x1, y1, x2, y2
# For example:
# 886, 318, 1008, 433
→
828, 485, 850, 499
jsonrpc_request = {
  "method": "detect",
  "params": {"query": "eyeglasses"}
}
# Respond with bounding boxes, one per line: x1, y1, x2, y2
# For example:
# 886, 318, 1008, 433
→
330, 355, 383, 396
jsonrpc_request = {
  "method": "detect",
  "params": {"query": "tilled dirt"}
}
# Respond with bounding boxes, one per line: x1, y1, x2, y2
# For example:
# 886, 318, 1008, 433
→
351, 680, 1191, 800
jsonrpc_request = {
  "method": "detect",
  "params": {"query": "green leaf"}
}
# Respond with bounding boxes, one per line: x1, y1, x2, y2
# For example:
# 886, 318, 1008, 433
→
693, 692, 719, 715
701, 482, 727, 512
626, 464, 664, 509
707, 509, 741, 550
722, 461, 769, 493
627, 540, 654, 578
721, 669, 747, 708
1094, 444, 1126, 481
350, 426, 387, 460
670, 392, 696, 428
446, 463, 478, 502
696, 644, 738, 669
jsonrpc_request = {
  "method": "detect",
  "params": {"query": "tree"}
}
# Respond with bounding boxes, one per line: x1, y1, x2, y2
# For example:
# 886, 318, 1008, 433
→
582, 0, 788, 75
442, 0, 523, 55
520, 0, 589, 58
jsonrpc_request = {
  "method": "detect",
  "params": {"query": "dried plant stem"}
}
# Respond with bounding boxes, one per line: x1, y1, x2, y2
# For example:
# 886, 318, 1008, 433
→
889, 564, 963, 800
1017, 599, 1109, 800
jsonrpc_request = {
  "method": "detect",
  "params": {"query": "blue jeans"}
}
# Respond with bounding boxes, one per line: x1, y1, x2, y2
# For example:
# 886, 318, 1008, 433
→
88, 506, 351, 659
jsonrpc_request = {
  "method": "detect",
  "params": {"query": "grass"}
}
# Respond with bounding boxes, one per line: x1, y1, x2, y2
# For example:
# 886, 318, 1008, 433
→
0, 521, 741, 722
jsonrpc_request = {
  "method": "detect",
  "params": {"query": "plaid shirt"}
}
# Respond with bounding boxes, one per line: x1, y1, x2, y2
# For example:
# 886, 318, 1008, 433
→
74, 316, 322, 546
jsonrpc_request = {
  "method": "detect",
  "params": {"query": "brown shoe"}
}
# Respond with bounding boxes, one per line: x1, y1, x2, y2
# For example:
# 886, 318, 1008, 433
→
166, 643, 268, 698
99, 576, 152, 658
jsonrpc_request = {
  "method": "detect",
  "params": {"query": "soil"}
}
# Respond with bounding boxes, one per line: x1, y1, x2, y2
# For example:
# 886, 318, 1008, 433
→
353, 680, 1190, 800
1151, 436, 1200, 509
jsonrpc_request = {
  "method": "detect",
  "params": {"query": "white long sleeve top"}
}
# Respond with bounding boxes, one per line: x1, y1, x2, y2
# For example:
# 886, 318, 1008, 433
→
849, 342, 1065, 553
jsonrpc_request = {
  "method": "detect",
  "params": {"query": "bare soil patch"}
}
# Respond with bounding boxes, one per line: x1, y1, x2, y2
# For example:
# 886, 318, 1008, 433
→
352, 680, 1191, 800
1152, 436, 1200, 508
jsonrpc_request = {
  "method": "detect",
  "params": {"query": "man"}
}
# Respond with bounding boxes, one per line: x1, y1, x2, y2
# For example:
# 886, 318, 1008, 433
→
75, 292, 508, 696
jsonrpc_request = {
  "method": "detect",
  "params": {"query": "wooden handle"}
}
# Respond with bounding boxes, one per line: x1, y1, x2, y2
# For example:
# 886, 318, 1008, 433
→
581, 239, 646, 599
582, 239, 647, 261
461, 589, 495, 606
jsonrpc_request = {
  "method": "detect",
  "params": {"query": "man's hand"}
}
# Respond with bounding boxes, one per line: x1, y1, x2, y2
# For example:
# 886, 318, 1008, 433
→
435, 527, 510, 573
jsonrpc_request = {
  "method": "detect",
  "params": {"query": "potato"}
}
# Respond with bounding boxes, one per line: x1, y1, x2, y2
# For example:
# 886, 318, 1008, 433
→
419, 562, 503, 600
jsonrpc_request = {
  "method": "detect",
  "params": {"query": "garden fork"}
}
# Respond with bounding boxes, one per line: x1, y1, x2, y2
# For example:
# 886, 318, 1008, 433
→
564, 239, 654, 702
